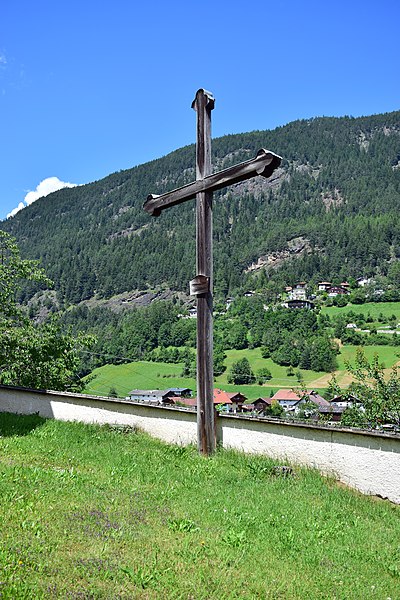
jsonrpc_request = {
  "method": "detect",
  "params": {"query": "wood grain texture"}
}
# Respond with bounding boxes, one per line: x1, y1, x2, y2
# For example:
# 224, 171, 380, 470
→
193, 89, 215, 455
143, 89, 282, 455
144, 149, 281, 216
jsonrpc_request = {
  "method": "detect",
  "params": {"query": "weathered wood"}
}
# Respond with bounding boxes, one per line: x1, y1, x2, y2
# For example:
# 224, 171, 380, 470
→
144, 148, 281, 216
189, 274, 210, 295
143, 89, 282, 456
192, 89, 215, 456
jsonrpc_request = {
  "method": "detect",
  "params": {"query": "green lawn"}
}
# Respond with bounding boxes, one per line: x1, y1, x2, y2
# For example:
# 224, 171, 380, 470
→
0, 413, 399, 599
83, 352, 325, 401
84, 344, 400, 401
338, 344, 400, 370
84, 360, 195, 399
215, 348, 325, 399
321, 300, 400, 321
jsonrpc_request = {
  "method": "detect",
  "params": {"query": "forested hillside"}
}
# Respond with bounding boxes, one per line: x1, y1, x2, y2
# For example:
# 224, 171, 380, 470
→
2, 110, 400, 304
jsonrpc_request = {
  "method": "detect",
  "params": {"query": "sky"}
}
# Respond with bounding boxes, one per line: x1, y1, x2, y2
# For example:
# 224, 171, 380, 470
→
1, 0, 399, 220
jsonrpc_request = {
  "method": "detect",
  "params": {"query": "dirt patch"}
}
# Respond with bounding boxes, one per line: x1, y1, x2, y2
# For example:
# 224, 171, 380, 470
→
308, 371, 354, 389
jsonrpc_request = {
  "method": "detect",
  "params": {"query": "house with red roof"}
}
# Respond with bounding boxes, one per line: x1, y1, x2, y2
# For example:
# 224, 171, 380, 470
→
271, 389, 331, 413
177, 388, 247, 413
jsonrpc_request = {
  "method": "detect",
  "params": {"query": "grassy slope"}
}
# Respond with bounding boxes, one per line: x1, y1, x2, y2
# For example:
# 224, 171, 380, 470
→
0, 413, 399, 599
321, 301, 400, 321
84, 345, 400, 400
338, 344, 400, 369
84, 360, 194, 399
83, 303, 400, 399
83, 353, 322, 401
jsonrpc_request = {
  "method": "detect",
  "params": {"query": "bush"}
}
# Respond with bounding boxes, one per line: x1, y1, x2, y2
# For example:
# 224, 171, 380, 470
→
227, 357, 255, 385
256, 367, 272, 385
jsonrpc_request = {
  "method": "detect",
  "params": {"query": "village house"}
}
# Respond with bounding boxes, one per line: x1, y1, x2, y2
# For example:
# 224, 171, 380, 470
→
289, 282, 307, 301
178, 388, 247, 413
271, 389, 331, 414
331, 393, 360, 410
327, 285, 350, 297
296, 391, 332, 413
252, 397, 273, 413
285, 299, 315, 310
167, 387, 192, 398
271, 389, 302, 411
319, 405, 345, 422
318, 281, 332, 292
127, 389, 176, 404
357, 276, 371, 287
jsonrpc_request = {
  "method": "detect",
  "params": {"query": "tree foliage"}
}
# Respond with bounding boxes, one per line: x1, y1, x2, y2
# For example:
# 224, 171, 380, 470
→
227, 357, 255, 385
2, 111, 400, 304
345, 349, 400, 427
0, 232, 93, 391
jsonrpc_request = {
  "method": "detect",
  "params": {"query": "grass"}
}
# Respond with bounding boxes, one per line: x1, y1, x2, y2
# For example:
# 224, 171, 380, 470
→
84, 360, 194, 399
321, 300, 400, 321
83, 353, 324, 401
0, 413, 399, 599
214, 348, 324, 399
338, 344, 400, 370
84, 344, 400, 401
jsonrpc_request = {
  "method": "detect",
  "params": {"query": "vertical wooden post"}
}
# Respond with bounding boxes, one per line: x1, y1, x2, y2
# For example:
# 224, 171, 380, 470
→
192, 89, 215, 455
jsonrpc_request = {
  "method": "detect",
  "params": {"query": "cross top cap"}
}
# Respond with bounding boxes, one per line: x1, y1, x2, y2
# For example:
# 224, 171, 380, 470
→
191, 88, 215, 110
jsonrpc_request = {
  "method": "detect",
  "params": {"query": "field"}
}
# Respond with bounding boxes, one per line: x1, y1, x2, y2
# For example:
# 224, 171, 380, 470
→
84, 360, 195, 399
84, 351, 326, 400
0, 413, 399, 599
321, 300, 400, 322
84, 345, 400, 400
83, 302, 400, 399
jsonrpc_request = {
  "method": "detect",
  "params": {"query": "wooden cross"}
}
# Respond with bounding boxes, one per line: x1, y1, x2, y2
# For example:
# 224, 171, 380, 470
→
144, 89, 281, 455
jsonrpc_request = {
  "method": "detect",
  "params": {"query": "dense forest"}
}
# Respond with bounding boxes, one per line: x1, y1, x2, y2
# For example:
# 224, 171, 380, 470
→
1, 110, 400, 305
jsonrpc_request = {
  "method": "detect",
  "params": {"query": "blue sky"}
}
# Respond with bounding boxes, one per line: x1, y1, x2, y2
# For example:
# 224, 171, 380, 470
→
1, 0, 399, 220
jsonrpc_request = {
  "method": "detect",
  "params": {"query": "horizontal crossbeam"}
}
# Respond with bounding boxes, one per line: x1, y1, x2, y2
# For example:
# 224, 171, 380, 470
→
143, 148, 281, 216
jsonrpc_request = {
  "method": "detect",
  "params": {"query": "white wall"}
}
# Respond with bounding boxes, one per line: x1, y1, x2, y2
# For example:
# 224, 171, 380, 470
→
219, 416, 400, 504
1, 385, 399, 504
0, 386, 197, 446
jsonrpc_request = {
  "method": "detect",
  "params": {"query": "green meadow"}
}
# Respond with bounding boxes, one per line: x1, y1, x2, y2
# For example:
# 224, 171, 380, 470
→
83, 351, 324, 401
338, 344, 400, 370
321, 300, 400, 322
84, 345, 400, 400
84, 360, 195, 399
0, 413, 399, 599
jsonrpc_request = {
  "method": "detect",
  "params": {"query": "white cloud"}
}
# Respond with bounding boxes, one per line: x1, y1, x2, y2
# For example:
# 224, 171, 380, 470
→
24, 176, 77, 205
7, 176, 78, 219
7, 202, 25, 218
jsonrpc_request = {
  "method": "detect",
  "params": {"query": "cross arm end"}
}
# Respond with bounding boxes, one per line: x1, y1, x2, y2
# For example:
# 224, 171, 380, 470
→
143, 194, 161, 217
255, 149, 282, 178
191, 89, 215, 111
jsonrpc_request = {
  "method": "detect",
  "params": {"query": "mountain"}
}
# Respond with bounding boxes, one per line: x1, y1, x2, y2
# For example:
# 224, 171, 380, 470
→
2, 110, 400, 305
